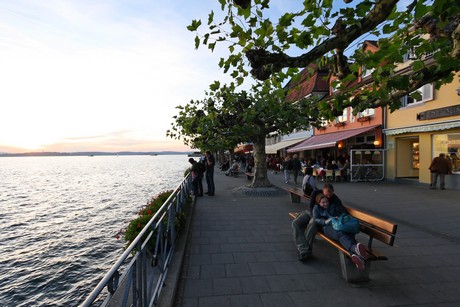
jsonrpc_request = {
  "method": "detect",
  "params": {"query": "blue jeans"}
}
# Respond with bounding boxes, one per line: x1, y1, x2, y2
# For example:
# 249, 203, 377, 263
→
205, 169, 215, 195
322, 225, 357, 253
284, 169, 290, 182
292, 211, 318, 257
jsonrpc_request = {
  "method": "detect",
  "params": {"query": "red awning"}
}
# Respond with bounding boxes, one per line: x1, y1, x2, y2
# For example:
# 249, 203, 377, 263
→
287, 125, 380, 152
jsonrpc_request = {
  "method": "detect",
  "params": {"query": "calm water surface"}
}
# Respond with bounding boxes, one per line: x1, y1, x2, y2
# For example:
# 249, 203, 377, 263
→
0, 155, 190, 306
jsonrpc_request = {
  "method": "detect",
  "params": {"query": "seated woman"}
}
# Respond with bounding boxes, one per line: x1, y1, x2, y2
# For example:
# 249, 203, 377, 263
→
312, 193, 368, 270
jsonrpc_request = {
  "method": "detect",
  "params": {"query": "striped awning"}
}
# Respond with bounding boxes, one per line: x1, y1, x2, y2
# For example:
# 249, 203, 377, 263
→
384, 120, 460, 136
265, 138, 306, 154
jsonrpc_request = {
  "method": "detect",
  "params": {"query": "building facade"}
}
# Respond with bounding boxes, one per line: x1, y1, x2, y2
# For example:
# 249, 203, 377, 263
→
384, 74, 460, 189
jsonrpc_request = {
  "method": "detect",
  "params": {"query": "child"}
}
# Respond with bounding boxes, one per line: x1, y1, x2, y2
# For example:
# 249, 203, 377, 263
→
312, 193, 368, 270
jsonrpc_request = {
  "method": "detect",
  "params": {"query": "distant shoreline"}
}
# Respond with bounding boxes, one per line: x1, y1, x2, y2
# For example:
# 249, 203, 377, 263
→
0, 151, 191, 157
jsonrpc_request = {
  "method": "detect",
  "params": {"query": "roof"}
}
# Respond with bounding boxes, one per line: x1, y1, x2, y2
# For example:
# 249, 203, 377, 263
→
286, 64, 329, 102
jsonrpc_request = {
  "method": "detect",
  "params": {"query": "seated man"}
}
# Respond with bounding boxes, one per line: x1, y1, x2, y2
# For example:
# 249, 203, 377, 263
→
292, 183, 343, 261
225, 161, 239, 176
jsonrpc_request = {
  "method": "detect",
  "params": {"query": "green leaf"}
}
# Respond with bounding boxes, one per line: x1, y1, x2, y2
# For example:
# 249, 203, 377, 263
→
208, 10, 214, 25
218, 0, 226, 11
194, 36, 200, 49
210, 81, 221, 91
187, 19, 202, 32
203, 33, 210, 45
279, 13, 294, 27
208, 42, 216, 52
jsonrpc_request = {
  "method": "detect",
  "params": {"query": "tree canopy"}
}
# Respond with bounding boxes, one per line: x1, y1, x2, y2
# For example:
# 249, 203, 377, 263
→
187, 0, 460, 118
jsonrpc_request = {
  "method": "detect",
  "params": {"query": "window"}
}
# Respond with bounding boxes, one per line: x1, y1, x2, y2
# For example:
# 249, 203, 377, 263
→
349, 107, 355, 123
358, 108, 375, 118
337, 108, 348, 122
400, 83, 434, 107
403, 49, 416, 62
356, 136, 365, 143
433, 133, 460, 174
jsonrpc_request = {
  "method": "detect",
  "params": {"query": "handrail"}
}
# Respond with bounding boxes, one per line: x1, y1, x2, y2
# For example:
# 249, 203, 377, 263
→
81, 173, 192, 306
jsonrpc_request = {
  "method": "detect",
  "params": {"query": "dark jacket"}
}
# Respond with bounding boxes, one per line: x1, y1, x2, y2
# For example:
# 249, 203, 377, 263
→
291, 158, 301, 171
429, 156, 452, 174
309, 189, 343, 213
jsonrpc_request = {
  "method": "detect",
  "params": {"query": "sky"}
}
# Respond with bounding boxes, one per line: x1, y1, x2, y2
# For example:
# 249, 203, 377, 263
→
0, 0, 238, 153
0, 0, 411, 153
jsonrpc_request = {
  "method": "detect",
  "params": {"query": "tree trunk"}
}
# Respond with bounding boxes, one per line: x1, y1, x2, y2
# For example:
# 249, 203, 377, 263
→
248, 135, 272, 188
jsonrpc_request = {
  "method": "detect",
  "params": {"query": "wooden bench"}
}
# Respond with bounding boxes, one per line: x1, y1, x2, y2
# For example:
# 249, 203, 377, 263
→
283, 187, 310, 203
289, 208, 397, 282
245, 172, 254, 180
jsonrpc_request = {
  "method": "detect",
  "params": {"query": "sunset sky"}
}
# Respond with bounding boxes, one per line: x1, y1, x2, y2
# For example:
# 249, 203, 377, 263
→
0, 0, 239, 153
0, 1, 409, 153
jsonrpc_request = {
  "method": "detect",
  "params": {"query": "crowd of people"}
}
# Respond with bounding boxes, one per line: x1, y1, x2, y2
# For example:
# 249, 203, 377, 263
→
269, 152, 351, 184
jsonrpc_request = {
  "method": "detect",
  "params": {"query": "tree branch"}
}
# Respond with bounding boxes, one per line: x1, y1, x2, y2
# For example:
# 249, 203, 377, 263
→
245, 0, 399, 80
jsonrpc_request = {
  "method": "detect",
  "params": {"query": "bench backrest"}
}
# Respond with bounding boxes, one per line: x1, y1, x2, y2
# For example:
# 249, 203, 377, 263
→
346, 206, 398, 246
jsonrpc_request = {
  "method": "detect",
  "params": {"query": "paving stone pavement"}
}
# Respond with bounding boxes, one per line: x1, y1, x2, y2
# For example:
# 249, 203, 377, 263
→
174, 170, 460, 307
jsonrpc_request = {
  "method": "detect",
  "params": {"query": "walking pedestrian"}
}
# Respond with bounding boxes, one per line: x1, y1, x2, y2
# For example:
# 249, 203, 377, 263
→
429, 153, 453, 190
283, 156, 292, 184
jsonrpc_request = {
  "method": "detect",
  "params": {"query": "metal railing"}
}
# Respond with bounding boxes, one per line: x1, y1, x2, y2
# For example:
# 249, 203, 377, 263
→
81, 174, 192, 307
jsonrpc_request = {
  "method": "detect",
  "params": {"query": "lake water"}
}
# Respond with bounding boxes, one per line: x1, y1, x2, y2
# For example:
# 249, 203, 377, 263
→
0, 155, 190, 306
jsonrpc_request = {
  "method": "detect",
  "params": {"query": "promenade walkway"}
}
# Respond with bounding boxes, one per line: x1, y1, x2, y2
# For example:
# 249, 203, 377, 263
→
174, 170, 460, 306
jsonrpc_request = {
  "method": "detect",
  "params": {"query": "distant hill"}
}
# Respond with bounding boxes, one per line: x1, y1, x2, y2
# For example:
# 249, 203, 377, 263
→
0, 151, 192, 157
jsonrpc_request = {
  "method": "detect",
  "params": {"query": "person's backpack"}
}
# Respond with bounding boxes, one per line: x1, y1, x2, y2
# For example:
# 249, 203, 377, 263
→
303, 175, 315, 196
197, 161, 206, 174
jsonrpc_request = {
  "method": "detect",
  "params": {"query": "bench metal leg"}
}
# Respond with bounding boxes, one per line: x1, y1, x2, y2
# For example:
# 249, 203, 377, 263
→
339, 252, 371, 282
290, 193, 301, 203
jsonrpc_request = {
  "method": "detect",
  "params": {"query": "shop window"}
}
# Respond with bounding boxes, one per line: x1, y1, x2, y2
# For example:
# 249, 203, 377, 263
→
413, 143, 420, 169
356, 136, 365, 143
366, 135, 376, 143
433, 133, 460, 174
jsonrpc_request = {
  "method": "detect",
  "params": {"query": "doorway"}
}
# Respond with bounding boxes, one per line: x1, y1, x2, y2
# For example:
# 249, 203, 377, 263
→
396, 137, 419, 178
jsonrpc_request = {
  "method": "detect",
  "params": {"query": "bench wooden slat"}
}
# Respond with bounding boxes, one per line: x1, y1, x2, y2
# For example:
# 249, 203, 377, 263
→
359, 222, 396, 246
347, 207, 397, 235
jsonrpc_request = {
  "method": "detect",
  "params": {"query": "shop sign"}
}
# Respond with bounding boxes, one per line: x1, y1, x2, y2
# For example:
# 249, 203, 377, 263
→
417, 104, 460, 120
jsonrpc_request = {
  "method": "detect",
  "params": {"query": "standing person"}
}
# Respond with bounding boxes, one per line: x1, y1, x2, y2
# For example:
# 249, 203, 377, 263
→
291, 154, 302, 185
283, 156, 292, 184
429, 153, 453, 190
312, 193, 369, 270
205, 150, 215, 196
188, 158, 200, 197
